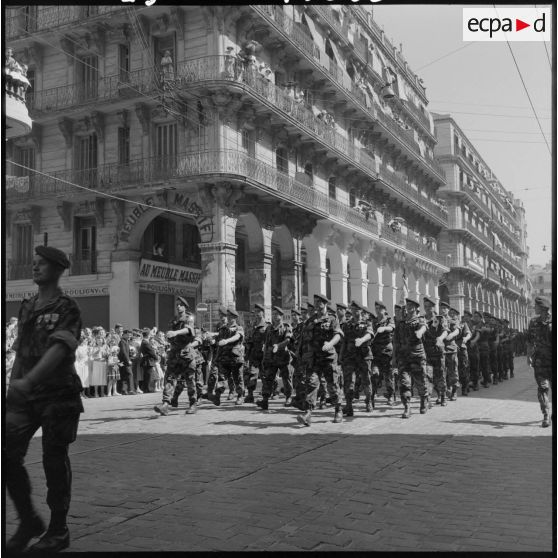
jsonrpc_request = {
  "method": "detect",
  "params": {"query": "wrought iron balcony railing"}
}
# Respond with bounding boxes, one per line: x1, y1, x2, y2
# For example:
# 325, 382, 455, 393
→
486, 268, 500, 285
7, 261, 33, 281
465, 221, 493, 248
377, 226, 446, 265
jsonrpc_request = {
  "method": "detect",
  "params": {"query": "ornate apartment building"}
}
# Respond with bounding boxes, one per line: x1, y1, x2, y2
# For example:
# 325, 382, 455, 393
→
433, 114, 530, 330
4, 5, 526, 331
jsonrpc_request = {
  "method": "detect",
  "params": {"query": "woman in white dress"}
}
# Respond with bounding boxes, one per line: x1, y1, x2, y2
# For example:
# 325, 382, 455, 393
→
89, 329, 108, 397
75, 331, 90, 398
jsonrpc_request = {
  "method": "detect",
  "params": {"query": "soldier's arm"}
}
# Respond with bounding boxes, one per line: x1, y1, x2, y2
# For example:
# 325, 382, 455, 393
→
461, 324, 472, 344
445, 327, 460, 342
275, 326, 292, 350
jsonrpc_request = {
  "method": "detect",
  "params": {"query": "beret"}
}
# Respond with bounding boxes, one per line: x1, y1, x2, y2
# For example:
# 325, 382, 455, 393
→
463, 310, 472, 317
123, 329, 132, 334
115, 323, 123, 328
535, 296, 551, 309
314, 293, 330, 305
483, 311, 492, 318
350, 300, 366, 313
227, 308, 239, 318
423, 296, 436, 306
254, 303, 265, 312
473, 310, 483, 318
336, 302, 348, 310
142, 327, 151, 334
327, 307, 336, 315
218, 305, 228, 315
300, 303, 308, 311
374, 301, 386, 310
405, 297, 420, 307
394, 304, 402, 310
176, 296, 190, 309
449, 308, 460, 315
439, 301, 451, 309
272, 306, 284, 316
35, 245, 70, 269
307, 302, 315, 309
291, 308, 301, 316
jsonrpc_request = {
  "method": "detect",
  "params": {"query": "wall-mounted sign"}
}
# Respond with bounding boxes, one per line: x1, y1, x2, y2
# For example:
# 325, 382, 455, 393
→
7, 286, 109, 301
139, 258, 202, 287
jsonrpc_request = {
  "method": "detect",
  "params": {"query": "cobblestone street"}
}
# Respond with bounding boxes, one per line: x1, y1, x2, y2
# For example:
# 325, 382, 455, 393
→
5, 357, 553, 552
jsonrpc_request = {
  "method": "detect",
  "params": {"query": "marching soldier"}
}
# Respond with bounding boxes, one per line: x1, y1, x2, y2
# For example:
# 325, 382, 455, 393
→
423, 297, 448, 406
485, 313, 500, 386
372, 301, 396, 406
243, 303, 267, 403
335, 302, 348, 393
341, 301, 374, 416
289, 308, 305, 408
257, 307, 293, 410
450, 308, 472, 396
463, 310, 481, 391
392, 304, 404, 396
440, 302, 460, 401
296, 294, 344, 426
526, 296, 553, 428
398, 297, 429, 418
500, 319, 515, 379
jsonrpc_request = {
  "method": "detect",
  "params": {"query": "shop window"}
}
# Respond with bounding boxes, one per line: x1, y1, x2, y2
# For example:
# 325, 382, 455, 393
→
182, 223, 201, 267
73, 216, 97, 275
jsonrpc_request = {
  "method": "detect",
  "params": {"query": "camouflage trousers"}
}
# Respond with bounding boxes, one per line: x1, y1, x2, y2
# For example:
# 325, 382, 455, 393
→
371, 355, 395, 398
534, 366, 552, 414
243, 362, 261, 394
304, 361, 342, 410
445, 352, 459, 388
162, 366, 203, 405
261, 362, 292, 398
479, 349, 492, 384
489, 348, 499, 383
468, 347, 480, 386
343, 359, 372, 402
208, 361, 244, 397
399, 357, 428, 401
426, 354, 446, 395
458, 346, 470, 389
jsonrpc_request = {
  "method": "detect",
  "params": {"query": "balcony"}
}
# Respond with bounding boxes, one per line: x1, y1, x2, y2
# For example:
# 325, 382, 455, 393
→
251, 6, 445, 184
7, 261, 32, 281
465, 222, 493, 249
486, 268, 500, 286
378, 226, 447, 266
69, 251, 98, 276
29, 68, 158, 114
502, 280, 522, 297
174, 55, 446, 226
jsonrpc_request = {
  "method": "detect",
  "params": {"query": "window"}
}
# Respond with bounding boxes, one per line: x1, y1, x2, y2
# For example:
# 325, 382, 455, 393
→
14, 223, 33, 264
154, 34, 176, 77
118, 44, 130, 82
74, 216, 97, 274
142, 216, 176, 262
328, 177, 336, 199
155, 123, 177, 170
276, 147, 288, 174
349, 189, 356, 208
76, 55, 98, 101
301, 246, 308, 298
325, 257, 331, 300
15, 146, 35, 177
26, 68, 35, 104
118, 127, 130, 166
241, 129, 255, 158
182, 223, 201, 267
75, 133, 97, 185
304, 163, 313, 180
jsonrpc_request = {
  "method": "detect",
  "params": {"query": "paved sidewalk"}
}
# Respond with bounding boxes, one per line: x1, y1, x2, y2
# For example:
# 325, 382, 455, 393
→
5, 358, 554, 552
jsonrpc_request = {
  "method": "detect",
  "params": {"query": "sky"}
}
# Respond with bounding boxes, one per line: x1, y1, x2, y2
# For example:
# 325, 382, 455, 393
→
371, 4, 553, 267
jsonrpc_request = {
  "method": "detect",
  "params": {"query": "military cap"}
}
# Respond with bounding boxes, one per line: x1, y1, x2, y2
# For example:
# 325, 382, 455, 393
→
473, 310, 483, 318
123, 329, 132, 334
300, 302, 308, 311
272, 306, 284, 316
307, 302, 315, 309
449, 308, 460, 315
35, 245, 70, 269
350, 300, 366, 313
423, 296, 436, 307
291, 308, 301, 317
115, 323, 123, 328
176, 296, 190, 309
483, 311, 492, 319
463, 310, 472, 317
313, 293, 330, 305
439, 301, 451, 309
405, 297, 420, 308
254, 303, 265, 312
227, 308, 239, 318
218, 305, 228, 316
394, 304, 402, 310
374, 301, 386, 310
142, 327, 151, 334
535, 296, 551, 309
502, 318, 509, 323
336, 302, 348, 310
327, 307, 336, 316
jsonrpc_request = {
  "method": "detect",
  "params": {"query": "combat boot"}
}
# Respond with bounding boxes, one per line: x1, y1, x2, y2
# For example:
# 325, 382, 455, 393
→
185, 403, 197, 414
297, 410, 312, 426
244, 391, 255, 404
402, 401, 411, 419
227, 391, 234, 401
542, 413, 550, 428
492, 376, 498, 386
209, 391, 222, 406
256, 398, 269, 411
365, 396, 373, 413
449, 386, 457, 401
318, 395, 326, 409
342, 403, 354, 417
420, 396, 428, 414
333, 405, 343, 423
28, 525, 69, 553
284, 396, 292, 407
510, 371, 514, 378
169, 396, 179, 408
6, 514, 45, 553
235, 395, 243, 406
153, 402, 170, 416
440, 393, 447, 407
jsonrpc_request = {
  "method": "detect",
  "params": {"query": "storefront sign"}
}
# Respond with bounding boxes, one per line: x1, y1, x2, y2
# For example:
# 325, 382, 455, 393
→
139, 283, 193, 296
118, 192, 214, 243
139, 259, 202, 287
7, 286, 109, 301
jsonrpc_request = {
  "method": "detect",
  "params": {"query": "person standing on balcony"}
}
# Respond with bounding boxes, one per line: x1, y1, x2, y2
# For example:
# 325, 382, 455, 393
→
6, 246, 83, 552
527, 297, 553, 428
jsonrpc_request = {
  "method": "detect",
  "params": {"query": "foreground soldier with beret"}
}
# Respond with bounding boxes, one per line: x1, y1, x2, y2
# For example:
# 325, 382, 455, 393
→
7, 246, 83, 553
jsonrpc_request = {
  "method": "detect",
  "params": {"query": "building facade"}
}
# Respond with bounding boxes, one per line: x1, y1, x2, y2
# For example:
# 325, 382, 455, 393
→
527, 262, 552, 317
4, 5, 525, 331
433, 114, 530, 330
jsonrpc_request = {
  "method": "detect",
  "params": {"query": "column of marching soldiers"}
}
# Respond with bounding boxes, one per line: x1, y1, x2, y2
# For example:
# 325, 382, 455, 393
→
153, 294, 517, 426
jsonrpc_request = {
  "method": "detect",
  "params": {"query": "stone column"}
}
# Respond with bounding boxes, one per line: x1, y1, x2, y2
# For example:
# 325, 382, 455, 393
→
329, 252, 349, 306
350, 259, 369, 306
110, 250, 141, 329
307, 244, 328, 300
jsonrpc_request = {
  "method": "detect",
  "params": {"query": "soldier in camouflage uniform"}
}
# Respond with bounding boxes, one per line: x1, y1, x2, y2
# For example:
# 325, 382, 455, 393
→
398, 297, 429, 418
297, 294, 344, 426
423, 297, 448, 406
288, 308, 305, 408
485, 313, 500, 386
7, 246, 83, 553
450, 308, 472, 396
463, 310, 480, 391
154, 297, 202, 416
527, 296, 553, 428
257, 307, 292, 410
440, 302, 460, 401
391, 304, 404, 395
341, 301, 374, 416
500, 319, 515, 379
207, 308, 245, 406
335, 302, 348, 393
243, 303, 267, 403
372, 301, 395, 406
